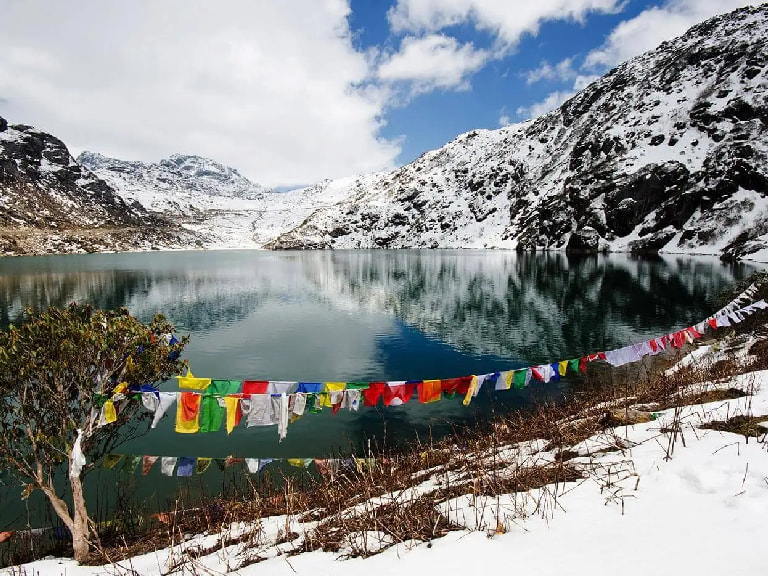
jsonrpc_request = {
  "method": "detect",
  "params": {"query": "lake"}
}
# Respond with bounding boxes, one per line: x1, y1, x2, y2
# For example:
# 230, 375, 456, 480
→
0, 249, 758, 528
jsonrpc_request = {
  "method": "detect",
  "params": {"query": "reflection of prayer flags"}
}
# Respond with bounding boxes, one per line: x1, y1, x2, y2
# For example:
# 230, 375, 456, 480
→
225, 455, 243, 467
161, 457, 177, 476
355, 458, 375, 473
245, 459, 260, 473
176, 457, 195, 477
288, 458, 313, 468
141, 456, 159, 476
103, 454, 123, 469
121, 455, 141, 474
103, 400, 117, 423
195, 458, 212, 474
176, 370, 211, 391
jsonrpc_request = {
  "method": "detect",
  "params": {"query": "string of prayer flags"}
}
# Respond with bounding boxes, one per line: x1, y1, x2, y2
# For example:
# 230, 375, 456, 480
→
132, 294, 765, 439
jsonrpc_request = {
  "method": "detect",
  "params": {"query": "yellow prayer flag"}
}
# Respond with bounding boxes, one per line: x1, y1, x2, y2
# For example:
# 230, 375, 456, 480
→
321, 382, 346, 407
462, 375, 479, 406
176, 369, 211, 391
103, 400, 117, 423
224, 396, 240, 434
558, 360, 569, 377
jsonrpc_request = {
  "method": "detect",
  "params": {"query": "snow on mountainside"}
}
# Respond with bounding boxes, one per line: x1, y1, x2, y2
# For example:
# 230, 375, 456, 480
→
267, 4, 768, 262
81, 148, 383, 249
77, 151, 273, 205
0, 117, 195, 255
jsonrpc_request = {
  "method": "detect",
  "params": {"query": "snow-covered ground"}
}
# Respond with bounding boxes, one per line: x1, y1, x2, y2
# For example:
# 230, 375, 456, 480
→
12, 364, 768, 575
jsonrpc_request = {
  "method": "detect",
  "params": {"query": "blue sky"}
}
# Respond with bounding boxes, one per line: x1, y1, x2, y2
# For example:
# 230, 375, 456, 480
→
0, 0, 755, 186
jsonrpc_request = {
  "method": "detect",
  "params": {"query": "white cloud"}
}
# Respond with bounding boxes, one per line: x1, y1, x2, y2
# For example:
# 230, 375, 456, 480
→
516, 90, 576, 120
388, 0, 624, 47
0, 1, 400, 187
585, 0, 759, 69
377, 35, 489, 94
498, 110, 512, 127
524, 58, 577, 85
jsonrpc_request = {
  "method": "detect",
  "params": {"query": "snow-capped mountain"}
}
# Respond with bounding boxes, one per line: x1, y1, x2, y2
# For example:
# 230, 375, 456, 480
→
80, 150, 377, 249
78, 152, 273, 206
267, 4, 768, 262
0, 117, 195, 255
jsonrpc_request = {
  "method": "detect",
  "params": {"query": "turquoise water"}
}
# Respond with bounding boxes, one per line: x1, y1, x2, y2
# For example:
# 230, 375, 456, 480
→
0, 249, 757, 527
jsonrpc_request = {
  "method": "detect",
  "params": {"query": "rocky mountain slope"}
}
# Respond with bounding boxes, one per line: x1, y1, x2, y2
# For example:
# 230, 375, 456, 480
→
0, 117, 196, 255
267, 4, 768, 262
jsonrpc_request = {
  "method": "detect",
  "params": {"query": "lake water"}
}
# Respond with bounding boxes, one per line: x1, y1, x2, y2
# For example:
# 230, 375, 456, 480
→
0, 249, 758, 528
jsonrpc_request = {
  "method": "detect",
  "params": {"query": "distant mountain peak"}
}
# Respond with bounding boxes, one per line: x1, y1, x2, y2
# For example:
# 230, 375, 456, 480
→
78, 151, 271, 200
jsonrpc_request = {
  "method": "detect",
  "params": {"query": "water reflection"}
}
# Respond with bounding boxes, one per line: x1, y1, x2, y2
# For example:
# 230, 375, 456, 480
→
0, 249, 758, 528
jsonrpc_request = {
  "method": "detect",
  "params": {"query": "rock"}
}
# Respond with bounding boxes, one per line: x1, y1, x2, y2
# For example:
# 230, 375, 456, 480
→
566, 227, 601, 253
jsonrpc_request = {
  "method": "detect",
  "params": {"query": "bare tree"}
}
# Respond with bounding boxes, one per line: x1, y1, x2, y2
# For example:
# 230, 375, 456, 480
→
0, 304, 187, 562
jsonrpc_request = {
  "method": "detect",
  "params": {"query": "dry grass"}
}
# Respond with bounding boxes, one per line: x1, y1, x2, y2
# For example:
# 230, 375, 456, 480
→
700, 415, 768, 440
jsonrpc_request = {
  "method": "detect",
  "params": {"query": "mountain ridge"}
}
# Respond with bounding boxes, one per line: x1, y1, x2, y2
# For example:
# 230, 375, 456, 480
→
0, 117, 196, 255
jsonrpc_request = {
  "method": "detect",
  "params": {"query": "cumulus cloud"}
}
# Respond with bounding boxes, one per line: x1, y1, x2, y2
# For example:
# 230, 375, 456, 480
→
377, 35, 489, 95
388, 0, 624, 47
0, 1, 400, 187
516, 90, 575, 120
585, 0, 759, 69
523, 58, 577, 85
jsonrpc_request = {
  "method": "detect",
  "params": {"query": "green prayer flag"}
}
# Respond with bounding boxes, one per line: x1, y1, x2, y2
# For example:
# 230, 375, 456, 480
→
121, 455, 141, 474
345, 382, 369, 390
568, 359, 580, 374
199, 396, 224, 432
103, 454, 123, 469
207, 379, 242, 396
199, 380, 241, 432
513, 370, 527, 390
307, 393, 323, 413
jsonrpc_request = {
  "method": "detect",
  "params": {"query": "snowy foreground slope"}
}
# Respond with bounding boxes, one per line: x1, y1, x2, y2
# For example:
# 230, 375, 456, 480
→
266, 4, 768, 262
14, 365, 768, 575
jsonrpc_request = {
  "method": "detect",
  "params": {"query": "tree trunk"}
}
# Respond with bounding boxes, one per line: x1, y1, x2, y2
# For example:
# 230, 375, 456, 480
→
69, 473, 91, 563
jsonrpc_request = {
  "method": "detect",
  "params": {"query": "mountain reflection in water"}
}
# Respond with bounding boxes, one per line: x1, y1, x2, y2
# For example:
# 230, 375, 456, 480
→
0, 249, 757, 527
